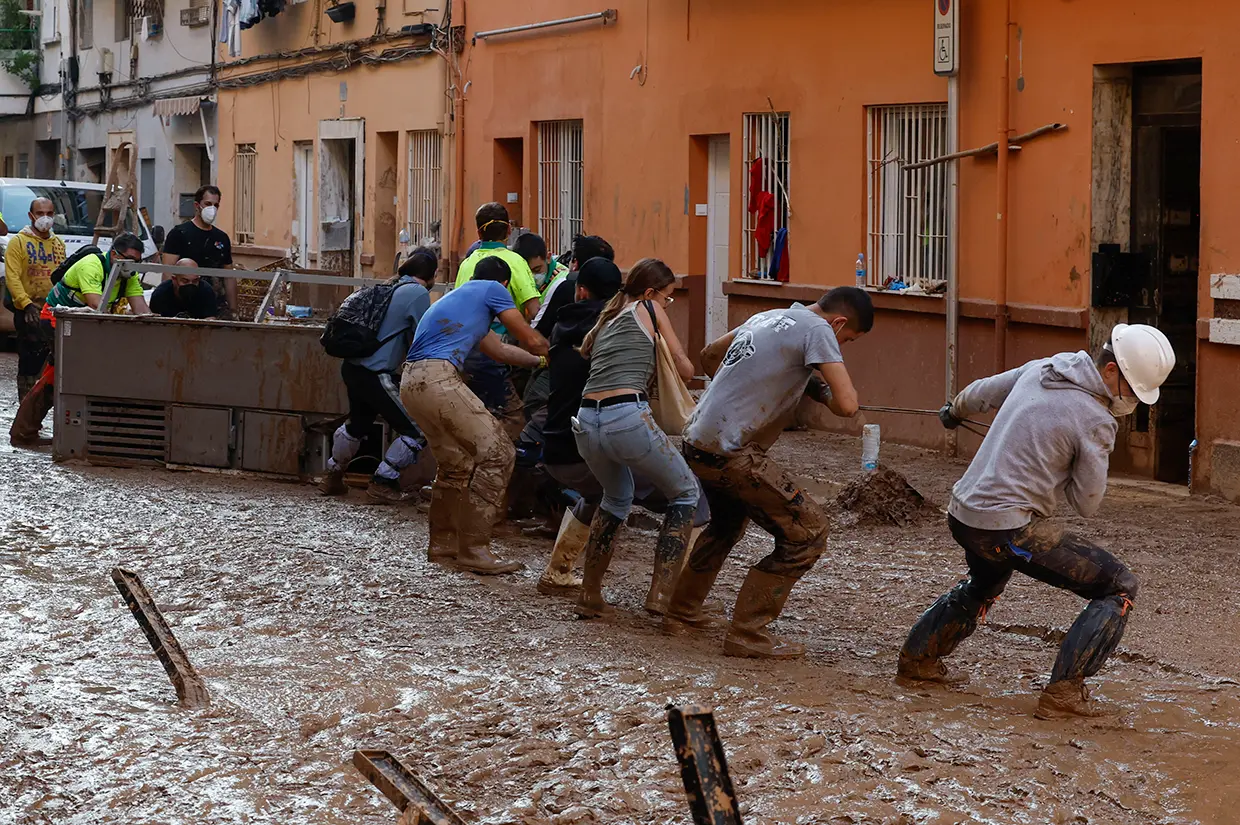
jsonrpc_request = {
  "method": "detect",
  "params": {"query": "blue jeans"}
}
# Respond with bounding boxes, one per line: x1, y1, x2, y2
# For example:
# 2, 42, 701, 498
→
572, 400, 701, 520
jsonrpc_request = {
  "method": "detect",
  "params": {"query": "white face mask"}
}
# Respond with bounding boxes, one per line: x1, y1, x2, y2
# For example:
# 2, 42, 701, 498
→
1110, 395, 1139, 417
200, 205, 218, 225
33, 215, 53, 233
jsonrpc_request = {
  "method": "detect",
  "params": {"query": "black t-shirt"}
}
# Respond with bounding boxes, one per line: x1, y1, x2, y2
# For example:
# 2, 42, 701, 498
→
163, 221, 233, 268
162, 221, 234, 308
149, 280, 219, 319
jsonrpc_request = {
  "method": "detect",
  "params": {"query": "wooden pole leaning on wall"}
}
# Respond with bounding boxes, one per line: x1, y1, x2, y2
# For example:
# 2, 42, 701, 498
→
901, 123, 1068, 171
111, 567, 211, 709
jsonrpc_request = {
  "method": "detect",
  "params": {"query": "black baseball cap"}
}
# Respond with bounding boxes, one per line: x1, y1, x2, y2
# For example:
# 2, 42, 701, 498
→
576, 257, 622, 301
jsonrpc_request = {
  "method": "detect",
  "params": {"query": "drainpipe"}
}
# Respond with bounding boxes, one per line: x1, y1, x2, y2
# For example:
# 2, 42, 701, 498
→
450, 1, 467, 273
945, 73, 960, 456
994, 0, 1012, 374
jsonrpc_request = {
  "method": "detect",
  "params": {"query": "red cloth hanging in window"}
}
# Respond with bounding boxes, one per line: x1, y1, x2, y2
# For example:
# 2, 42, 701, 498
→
754, 192, 776, 257
748, 158, 766, 213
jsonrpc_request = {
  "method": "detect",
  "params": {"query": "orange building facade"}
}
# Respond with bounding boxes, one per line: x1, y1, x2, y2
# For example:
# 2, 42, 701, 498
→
216, 0, 1240, 499
456, 0, 1240, 498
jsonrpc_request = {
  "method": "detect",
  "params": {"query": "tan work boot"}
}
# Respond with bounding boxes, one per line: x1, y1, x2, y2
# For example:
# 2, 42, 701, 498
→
319, 469, 348, 496
645, 504, 697, 615
10, 378, 53, 448
427, 487, 459, 563
1035, 678, 1103, 719
452, 490, 522, 575
537, 508, 590, 595
722, 568, 806, 659
366, 475, 419, 504
662, 559, 726, 636
895, 652, 970, 686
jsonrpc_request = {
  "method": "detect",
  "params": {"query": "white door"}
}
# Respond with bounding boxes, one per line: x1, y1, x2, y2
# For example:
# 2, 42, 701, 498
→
293, 142, 313, 267
706, 136, 731, 341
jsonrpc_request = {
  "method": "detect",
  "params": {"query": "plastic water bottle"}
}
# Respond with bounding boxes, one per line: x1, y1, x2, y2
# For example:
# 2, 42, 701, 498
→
1188, 439, 1198, 489
861, 424, 880, 472
855, 253, 867, 290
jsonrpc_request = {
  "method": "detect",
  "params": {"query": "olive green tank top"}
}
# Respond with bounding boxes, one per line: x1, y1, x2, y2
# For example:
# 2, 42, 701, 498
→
582, 302, 656, 395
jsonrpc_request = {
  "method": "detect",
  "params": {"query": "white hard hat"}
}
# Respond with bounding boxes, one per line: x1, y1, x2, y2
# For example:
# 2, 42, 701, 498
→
1109, 323, 1176, 405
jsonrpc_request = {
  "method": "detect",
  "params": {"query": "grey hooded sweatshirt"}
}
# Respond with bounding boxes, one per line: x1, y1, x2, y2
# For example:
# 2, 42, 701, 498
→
948, 351, 1118, 531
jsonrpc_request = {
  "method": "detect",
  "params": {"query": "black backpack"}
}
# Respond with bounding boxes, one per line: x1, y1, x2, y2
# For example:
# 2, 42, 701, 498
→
50, 245, 107, 286
320, 281, 403, 358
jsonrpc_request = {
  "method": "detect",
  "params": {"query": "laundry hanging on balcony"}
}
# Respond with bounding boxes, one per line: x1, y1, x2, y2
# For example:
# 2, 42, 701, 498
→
220, 0, 243, 55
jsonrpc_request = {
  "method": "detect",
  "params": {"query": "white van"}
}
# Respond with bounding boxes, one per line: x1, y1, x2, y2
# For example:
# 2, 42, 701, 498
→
0, 178, 159, 334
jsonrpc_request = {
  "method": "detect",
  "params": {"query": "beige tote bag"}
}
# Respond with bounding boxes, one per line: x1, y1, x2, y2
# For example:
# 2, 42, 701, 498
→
643, 300, 696, 435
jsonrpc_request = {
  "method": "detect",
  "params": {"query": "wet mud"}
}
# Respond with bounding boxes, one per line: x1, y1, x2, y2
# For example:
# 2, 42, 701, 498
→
834, 465, 935, 528
2, 353, 1240, 823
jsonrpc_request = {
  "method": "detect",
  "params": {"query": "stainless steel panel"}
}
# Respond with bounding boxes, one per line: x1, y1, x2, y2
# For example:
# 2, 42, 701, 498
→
54, 313, 348, 413
241, 411, 304, 476
168, 406, 232, 468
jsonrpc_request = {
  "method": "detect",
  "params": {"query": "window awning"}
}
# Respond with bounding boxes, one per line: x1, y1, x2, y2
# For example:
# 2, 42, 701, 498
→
153, 96, 204, 117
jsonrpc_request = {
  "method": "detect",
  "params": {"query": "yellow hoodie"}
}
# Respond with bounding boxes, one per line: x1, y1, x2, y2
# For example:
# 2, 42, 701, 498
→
4, 227, 66, 309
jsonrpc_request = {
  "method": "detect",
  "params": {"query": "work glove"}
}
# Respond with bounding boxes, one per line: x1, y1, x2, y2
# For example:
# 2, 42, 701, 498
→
939, 402, 963, 430
22, 303, 39, 325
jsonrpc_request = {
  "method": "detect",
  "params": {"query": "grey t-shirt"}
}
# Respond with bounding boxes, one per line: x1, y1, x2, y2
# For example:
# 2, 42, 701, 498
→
685, 304, 843, 456
350, 279, 432, 374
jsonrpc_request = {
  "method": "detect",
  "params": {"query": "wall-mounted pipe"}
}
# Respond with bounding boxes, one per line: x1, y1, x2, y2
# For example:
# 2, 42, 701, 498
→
994, 0, 1013, 374
473, 10, 616, 42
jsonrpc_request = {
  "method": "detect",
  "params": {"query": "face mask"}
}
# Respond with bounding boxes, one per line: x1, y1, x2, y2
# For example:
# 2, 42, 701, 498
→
831, 318, 848, 339
200, 205, 218, 225
1110, 396, 1139, 417
33, 215, 53, 233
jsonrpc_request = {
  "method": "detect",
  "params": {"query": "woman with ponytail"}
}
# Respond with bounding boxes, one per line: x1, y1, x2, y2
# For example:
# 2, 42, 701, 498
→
572, 258, 701, 619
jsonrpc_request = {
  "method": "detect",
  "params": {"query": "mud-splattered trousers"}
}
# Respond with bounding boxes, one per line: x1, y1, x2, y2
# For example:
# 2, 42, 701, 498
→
572, 399, 701, 520
400, 359, 516, 548
10, 305, 56, 443
681, 443, 830, 580
901, 515, 1138, 684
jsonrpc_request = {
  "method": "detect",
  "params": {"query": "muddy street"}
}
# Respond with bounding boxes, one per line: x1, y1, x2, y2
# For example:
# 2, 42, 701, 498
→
0, 349, 1238, 824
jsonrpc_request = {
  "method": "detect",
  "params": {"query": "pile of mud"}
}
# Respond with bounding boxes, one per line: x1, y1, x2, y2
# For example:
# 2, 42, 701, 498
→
834, 464, 937, 528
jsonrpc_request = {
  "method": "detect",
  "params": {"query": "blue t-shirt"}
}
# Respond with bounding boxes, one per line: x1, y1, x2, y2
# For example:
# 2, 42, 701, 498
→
406, 279, 516, 370
351, 278, 431, 373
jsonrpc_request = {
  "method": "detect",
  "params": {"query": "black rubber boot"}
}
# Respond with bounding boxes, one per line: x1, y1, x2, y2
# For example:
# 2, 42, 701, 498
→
1049, 593, 1132, 682
645, 503, 697, 616
897, 579, 995, 685
574, 510, 625, 619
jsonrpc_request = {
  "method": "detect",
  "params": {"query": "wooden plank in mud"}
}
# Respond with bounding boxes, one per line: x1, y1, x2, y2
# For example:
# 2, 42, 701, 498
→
667, 705, 743, 825
110, 567, 211, 709
352, 749, 468, 825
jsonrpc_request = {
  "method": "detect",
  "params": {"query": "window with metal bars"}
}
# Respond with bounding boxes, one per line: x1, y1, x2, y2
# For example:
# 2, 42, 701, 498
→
537, 120, 583, 257
406, 129, 442, 246
866, 103, 950, 289
742, 112, 790, 279
234, 144, 257, 245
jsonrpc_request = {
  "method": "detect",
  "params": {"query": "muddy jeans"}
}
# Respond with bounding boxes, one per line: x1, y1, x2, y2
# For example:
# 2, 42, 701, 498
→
948, 515, 1139, 604
682, 442, 830, 579
401, 359, 516, 534
572, 399, 700, 521
545, 460, 711, 526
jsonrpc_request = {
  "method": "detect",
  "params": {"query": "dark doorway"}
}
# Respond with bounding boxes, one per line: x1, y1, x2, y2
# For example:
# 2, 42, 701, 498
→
1130, 61, 1201, 483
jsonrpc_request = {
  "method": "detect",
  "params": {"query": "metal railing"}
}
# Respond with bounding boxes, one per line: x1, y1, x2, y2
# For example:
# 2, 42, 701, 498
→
866, 103, 950, 289
742, 111, 790, 279
537, 119, 584, 257
99, 261, 386, 324
407, 129, 442, 246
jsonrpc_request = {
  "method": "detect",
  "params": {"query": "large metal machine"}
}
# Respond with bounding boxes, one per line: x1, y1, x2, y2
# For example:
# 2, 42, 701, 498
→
52, 262, 382, 478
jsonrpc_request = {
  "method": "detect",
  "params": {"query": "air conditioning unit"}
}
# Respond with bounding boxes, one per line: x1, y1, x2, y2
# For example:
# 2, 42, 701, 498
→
180, 6, 209, 26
